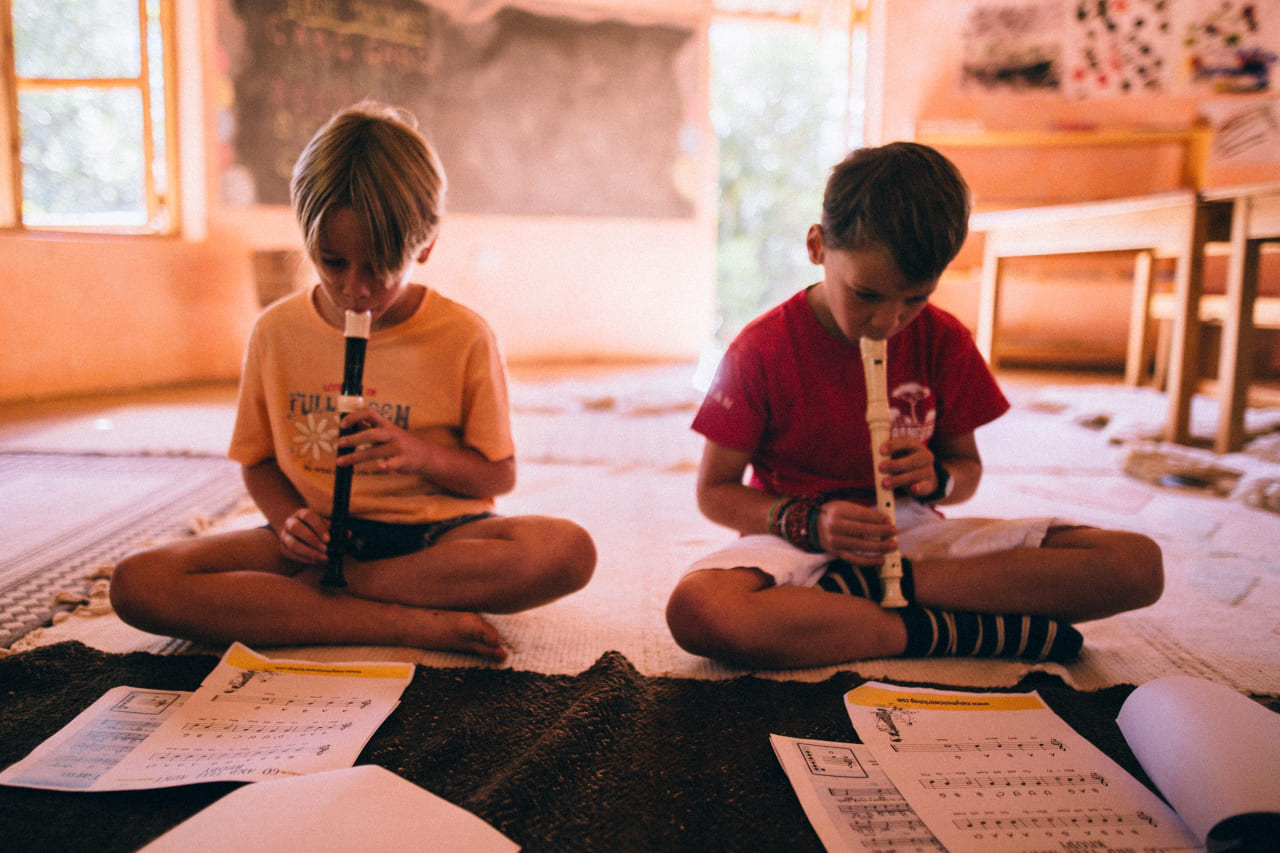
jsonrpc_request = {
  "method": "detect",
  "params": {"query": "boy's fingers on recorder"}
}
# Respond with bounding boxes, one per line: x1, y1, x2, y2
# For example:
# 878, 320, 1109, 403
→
879, 436, 934, 491
816, 501, 897, 563
279, 510, 329, 563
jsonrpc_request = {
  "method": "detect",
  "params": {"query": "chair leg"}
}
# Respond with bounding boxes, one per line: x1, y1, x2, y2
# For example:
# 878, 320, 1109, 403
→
1164, 202, 1216, 447
977, 246, 1002, 366
1125, 250, 1156, 386
1153, 319, 1172, 390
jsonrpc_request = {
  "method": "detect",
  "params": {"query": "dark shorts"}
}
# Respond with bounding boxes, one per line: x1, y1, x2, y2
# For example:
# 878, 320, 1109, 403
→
267, 512, 496, 562
342, 513, 496, 561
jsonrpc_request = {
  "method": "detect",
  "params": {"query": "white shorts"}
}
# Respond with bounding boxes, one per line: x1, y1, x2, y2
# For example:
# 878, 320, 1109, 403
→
685, 501, 1077, 588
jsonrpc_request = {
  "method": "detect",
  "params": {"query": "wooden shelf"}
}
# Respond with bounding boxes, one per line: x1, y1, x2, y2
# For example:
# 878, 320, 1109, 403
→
917, 126, 1213, 192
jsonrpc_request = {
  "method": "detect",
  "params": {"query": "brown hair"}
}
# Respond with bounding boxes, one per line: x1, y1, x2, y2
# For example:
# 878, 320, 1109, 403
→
820, 142, 970, 282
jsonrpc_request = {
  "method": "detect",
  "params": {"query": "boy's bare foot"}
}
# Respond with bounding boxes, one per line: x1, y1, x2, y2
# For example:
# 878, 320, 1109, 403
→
404, 608, 507, 662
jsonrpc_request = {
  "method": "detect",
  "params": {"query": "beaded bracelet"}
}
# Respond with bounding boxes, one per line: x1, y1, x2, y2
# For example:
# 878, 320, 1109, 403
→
765, 497, 789, 534
767, 495, 825, 553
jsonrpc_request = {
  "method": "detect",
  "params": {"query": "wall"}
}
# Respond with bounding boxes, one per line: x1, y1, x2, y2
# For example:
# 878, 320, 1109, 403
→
869, 0, 1280, 369
209, 0, 717, 364
0, 227, 259, 402
0, 1, 262, 405
0, 0, 716, 405
872, 0, 1280, 184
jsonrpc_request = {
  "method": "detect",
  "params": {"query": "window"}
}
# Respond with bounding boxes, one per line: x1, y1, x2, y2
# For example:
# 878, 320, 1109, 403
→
710, 0, 868, 343
1, 0, 177, 233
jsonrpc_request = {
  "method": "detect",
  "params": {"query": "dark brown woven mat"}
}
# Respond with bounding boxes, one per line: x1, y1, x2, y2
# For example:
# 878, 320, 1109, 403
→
0, 641, 1153, 852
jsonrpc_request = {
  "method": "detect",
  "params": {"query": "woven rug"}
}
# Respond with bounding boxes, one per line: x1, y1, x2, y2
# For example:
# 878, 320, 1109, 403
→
0, 641, 1161, 853
6, 374, 1280, 698
0, 453, 245, 648
9, 422, 1280, 697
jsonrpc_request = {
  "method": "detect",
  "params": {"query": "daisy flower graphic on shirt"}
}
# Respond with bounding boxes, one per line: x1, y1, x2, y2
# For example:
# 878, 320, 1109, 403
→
292, 411, 338, 461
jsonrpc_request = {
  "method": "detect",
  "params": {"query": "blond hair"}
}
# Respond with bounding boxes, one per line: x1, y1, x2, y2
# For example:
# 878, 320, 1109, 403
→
291, 101, 447, 280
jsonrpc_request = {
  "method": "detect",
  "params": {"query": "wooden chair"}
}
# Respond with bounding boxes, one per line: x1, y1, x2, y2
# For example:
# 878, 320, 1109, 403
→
939, 128, 1280, 453
1173, 184, 1280, 452
972, 188, 1280, 454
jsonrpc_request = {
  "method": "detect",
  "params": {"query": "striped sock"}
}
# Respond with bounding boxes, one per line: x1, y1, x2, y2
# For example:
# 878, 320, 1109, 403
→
898, 606, 1083, 663
817, 558, 915, 603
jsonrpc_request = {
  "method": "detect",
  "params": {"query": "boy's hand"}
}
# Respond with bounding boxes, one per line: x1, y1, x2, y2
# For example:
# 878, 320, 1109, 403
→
336, 407, 434, 475
277, 508, 330, 565
876, 436, 941, 499
814, 499, 897, 567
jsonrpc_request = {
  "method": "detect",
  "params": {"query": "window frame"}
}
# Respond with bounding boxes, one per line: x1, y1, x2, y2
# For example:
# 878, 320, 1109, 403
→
712, 1, 869, 150
0, 0, 180, 235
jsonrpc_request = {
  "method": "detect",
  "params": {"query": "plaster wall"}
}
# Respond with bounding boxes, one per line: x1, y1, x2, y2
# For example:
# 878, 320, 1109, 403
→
0, 0, 715, 404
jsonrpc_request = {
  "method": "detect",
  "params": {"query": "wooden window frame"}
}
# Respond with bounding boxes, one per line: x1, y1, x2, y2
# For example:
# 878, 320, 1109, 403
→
0, 0, 180, 235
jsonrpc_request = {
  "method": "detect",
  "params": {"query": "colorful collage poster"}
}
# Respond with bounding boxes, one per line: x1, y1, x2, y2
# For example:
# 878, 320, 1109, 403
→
961, 1, 1065, 91
1064, 0, 1179, 97
960, 0, 1280, 98
1184, 0, 1277, 93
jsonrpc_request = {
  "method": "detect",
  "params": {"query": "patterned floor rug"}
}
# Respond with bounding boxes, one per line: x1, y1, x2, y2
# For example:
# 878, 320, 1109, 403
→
5, 373, 1280, 698
0, 452, 245, 647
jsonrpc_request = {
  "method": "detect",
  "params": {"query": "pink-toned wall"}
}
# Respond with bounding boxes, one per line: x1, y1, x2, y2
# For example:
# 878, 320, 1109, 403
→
5, 1, 1278, 404
869, 0, 1280, 371
0, 226, 259, 402
871, 0, 1280, 189
0, 1, 716, 404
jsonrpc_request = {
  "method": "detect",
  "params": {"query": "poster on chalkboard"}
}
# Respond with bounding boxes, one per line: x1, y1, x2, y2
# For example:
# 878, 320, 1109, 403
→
216, 0, 699, 218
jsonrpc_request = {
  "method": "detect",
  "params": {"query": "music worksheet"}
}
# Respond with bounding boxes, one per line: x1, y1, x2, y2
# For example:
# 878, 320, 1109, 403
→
771, 734, 945, 852
844, 682, 1201, 853
0, 643, 413, 792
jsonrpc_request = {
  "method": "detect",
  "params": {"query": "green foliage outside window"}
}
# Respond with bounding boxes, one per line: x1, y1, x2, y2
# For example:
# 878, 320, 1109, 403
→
710, 18, 864, 343
10, 0, 169, 230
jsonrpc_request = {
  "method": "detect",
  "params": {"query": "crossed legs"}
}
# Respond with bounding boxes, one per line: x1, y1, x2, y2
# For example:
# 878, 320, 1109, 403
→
109, 515, 595, 661
666, 525, 1162, 669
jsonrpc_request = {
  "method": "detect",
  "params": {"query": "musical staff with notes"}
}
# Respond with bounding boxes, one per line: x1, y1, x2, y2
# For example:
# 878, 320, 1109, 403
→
771, 735, 945, 852
844, 682, 1200, 852
0, 643, 412, 792
891, 738, 1066, 755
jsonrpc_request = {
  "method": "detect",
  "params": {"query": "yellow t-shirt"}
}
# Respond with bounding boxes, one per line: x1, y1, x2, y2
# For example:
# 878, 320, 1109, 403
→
229, 285, 515, 524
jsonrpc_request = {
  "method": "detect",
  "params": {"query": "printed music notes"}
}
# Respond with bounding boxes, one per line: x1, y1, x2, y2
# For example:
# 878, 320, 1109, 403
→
771, 734, 945, 852
843, 682, 1201, 853
0, 643, 412, 792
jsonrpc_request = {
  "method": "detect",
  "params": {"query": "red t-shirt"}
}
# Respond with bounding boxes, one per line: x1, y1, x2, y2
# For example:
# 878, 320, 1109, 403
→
692, 290, 1009, 500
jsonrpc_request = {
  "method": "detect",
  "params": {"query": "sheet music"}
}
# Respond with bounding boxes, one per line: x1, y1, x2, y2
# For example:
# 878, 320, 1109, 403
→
844, 682, 1201, 853
771, 734, 944, 852
1118, 675, 1280, 846
0, 643, 412, 792
138, 765, 519, 853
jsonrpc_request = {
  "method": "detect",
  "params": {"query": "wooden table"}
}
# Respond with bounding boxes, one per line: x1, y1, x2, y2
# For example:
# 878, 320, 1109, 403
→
971, 184, 1279, 454
969, 191, 1232, 387
1185, 181, 1280, 452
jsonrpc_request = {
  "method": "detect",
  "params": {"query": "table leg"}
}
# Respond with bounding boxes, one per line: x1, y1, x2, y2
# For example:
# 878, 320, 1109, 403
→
1163, 203, 1214, 446
1125, 250, 1156, 386
977, 243, 1001, 366
1215, 199, 1261, 453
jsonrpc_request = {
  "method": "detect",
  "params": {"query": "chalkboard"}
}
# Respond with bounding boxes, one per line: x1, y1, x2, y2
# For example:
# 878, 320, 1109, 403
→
219, 0, 697, 218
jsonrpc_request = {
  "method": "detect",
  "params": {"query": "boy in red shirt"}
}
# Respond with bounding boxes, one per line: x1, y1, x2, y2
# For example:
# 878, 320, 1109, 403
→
666, 143, 1163, 669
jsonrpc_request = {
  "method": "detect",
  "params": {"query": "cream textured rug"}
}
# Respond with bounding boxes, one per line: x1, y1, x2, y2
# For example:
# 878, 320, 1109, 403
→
6, 368, 1279, 696
0, 452, 245, 648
